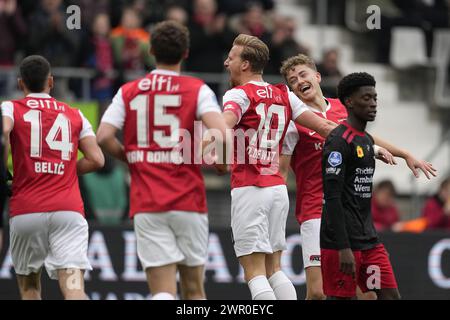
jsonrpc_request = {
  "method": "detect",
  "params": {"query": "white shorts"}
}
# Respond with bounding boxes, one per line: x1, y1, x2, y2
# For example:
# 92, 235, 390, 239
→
134, 211, 208, 268
300, 218, 321, 269
9, 211, 92, 280
231, 185, 289, 257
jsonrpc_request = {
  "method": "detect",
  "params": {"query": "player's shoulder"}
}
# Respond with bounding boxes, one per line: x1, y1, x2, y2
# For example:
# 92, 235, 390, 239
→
327, 124, 351, 144
223, 87, 248, 100
177, 74, 205, 86
326, 98, 346, 111
121, 76, 147, 94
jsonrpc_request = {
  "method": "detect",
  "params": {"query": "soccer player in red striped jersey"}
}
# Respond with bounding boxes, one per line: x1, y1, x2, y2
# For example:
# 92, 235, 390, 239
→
1, 55, 104, 299
279, 54, 436, 300
220, 35, 338, 300
97, 21, 228, 300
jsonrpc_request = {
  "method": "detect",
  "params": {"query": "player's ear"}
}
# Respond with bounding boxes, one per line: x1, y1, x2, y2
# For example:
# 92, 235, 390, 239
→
17, 78, 25, 92
315, 71, 322, 84
344, 97, 352, 109
48, 75, 54, 90
241, 60, 250, 72
183, 49, 189, 60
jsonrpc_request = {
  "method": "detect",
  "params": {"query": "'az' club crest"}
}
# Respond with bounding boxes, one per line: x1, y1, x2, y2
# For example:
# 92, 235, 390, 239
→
328, 151, 342, 167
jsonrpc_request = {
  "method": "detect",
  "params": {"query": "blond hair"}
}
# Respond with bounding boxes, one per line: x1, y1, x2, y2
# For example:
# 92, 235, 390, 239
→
233, 34, 269, 74
280, 54, 317, 80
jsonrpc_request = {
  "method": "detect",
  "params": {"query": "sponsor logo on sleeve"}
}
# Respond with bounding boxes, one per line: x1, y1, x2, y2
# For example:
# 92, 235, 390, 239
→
328, 151, 342, 167
357, 145, 364, 158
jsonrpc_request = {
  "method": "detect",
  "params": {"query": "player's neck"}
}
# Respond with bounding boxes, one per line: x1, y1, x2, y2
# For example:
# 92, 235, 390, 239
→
155, 63, 181, 73
346, 114, 366, 132
23, 89, 51, 97
241, 73, 264, 86
307, 95, 328, 113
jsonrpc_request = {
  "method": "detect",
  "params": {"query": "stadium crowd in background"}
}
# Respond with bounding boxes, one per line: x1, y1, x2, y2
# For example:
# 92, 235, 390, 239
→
421, 177, 450, 230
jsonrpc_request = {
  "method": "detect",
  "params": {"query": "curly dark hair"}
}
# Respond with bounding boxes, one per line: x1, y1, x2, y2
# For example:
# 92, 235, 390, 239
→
337, 72, 376, 106
151, 20, 189, 65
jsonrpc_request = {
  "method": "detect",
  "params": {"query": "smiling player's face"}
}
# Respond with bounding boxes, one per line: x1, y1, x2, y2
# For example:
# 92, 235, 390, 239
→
286, 64, 322, 103
224, 45, 244, 87
349, 86, 378, 122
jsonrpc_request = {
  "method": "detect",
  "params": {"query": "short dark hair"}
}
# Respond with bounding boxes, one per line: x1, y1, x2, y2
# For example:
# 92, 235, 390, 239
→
337, 72, 376, 106
19, 55, 51, 92
150, 20, 189, 65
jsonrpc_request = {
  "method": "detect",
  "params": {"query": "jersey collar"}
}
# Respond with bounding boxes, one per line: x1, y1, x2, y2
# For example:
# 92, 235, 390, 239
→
342, 121, 365, 136
150, 69, 180, 76
26, 93, 52, 99
307, 98, 331, 116
248, 80, 269, 86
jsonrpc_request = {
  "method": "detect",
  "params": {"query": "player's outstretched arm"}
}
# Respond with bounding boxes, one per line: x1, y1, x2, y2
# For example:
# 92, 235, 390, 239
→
2, 116, 13, 167
201, 111, 232, 175
77, 136, 105, 175
373, 145, 397, 165
372, 135, 437, 179
97, 123, 127, 163
294, 110, 337, 138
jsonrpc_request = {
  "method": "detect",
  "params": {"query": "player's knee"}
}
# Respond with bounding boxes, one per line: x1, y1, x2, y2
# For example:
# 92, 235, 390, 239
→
307, 288, 326, 300
20, 288, 41, 300
385, 290, 401, 300
63, 290, 88, 300
181, 279, 205, 300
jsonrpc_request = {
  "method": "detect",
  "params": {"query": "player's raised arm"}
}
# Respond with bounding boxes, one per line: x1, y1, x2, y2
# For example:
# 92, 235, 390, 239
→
279, 121, 298, 182
77, 110, 104, 175
1, 102, 14, 167
97, 88, 127, 163
289, 90, 337, 137
372, 135, 437, 179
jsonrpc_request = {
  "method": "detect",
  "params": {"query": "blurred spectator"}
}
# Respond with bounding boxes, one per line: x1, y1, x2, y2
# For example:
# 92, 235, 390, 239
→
70, 0, 110, 29
317, 48, 342, 98
421, 177, 450, 231
232, 2, 272, 43
111, 7, 154, 72
373, 0, 449, 64
166, 4, 189, 25
268, 16, 309, 74
0, 0, 27, 66
28, 0, 80, 67
372, 180, 401, 231
218, 0, 274, 15
28, 0, 81, 99
186, 0, 236, 91
80, 13, 115, 104
0, 0, 27, 96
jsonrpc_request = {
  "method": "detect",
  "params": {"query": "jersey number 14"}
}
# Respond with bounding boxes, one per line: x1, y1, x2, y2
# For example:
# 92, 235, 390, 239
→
24, 110, 73, 160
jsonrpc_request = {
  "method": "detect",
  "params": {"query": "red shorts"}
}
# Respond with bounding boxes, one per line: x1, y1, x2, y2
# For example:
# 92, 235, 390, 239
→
321, 244, 398, 298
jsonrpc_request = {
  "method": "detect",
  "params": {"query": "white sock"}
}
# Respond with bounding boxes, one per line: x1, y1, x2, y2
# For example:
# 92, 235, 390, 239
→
268, 271, 297, 300
152, 292, 175, 300
248, 275, 276, 300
